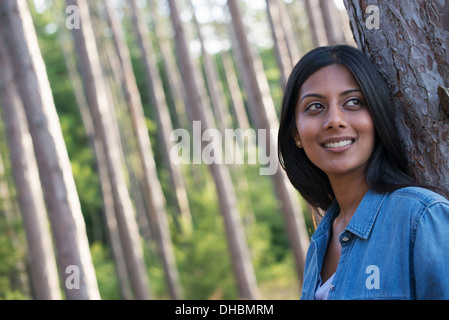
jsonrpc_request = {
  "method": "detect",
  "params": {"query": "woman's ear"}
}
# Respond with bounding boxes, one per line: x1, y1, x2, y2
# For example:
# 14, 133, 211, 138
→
293, 129, 302, 148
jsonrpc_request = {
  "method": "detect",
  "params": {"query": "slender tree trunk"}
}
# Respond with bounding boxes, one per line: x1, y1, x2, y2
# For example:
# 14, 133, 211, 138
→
304, 0, 327, 47
227, 0, 310, 288
266, 0, 294, 86
344, 0, 449, 192
319, 0, 343, 45
66, 0, 150, 299
147, 1, 190, 130
104, 1, 183, 300
0, 0, 100, 299
190, 0, 257, 227
52, 2, 132, 299
130, 0, 192, 233
0, 45, 61, 300
221, 51, 251, 133
275, 0, 302, 64
167, 0, 260, 300
190, 0, 232, 134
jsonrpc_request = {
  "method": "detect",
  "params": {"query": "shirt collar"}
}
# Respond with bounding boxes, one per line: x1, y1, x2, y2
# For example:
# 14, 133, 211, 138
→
312, 189, 388, 240
345, 189, 388, 239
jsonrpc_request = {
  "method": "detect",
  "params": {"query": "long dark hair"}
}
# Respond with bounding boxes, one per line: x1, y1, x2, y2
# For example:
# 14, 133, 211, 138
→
278, 45, 421, 211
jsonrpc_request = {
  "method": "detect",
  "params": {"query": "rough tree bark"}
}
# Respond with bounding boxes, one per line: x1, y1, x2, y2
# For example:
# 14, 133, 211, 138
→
344, 0, 449, 193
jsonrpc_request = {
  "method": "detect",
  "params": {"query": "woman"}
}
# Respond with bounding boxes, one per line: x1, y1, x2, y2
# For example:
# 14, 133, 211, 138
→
278, 45, 449, 300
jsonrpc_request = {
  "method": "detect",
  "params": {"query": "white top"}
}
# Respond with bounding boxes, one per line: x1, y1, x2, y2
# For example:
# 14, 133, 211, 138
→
314, 273, 335, 300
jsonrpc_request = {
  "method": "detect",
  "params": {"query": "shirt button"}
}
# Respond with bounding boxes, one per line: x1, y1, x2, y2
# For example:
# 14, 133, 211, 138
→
341, 235, 350, 242
330, 284, 335, 290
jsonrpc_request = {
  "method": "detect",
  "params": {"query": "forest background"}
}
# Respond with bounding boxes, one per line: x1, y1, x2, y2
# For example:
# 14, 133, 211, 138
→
0, 0, 359, 300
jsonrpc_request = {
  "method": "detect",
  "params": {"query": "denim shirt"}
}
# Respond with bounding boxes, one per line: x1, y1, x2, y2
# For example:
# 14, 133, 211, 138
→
300, 187, 449, 300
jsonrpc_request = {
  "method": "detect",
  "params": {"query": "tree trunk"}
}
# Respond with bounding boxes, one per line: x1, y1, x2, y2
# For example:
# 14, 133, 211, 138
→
189, 0, 232, 134
147, 1, 190, 130
343, 0, 449, 192
52, 1, 132, 299
167, 0, 260, 300
275, 0, 302, 64
266, 0, 294, 86
304, 0, 328, 47
227, 0, 310, 288
130, 0, 192, 233
0, 0, 100, 299
66, 0, 151, 299
319, 0, 344, 45
0, 44, 61, 300
105, 0, 183, 299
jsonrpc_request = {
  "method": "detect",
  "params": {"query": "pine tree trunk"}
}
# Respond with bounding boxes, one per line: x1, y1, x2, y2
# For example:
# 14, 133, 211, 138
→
319, 0, 343, 45
52, 2, 132, 298
147, 1, 190, 130
0, 45, 61, 300
130, 0, 192, 233
304, 0, 327, 47
105, 0, 183, 300
221, 51, 252, 133
0, 0, 100, 300
343, 0, 449, 192
167, 0, 260, 300
266, 0, 294, 86
275, 0, 302, 64
227, 0, 310, 288
66, 0, 151, 299
189, 0, 232, 134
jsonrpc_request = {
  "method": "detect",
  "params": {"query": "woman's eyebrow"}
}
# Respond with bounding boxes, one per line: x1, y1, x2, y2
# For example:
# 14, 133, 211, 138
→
340, 89, 362, 96
299, 89, 362, 104
298, 93, 326, 104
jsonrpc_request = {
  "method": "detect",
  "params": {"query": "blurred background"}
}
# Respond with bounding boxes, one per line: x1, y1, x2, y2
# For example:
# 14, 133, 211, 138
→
0, 0, 354, 299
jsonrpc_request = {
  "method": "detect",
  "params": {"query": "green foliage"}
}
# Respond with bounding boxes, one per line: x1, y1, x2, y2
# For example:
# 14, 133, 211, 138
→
174, 167, 238, 299
90, 242, 121, 300
0, 216, 28, 300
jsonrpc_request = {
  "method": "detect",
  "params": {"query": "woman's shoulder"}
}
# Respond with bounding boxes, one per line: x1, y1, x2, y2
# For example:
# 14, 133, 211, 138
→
382, 187, 449, 236
388, 186, 449, 207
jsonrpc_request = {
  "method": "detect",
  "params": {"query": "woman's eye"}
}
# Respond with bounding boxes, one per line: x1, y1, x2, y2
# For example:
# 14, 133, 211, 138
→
345, 98, 364, 109
305, 103, 324, 112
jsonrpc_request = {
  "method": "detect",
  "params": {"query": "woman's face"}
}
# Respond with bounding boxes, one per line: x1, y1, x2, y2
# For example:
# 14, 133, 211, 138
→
295, 64, 375, 179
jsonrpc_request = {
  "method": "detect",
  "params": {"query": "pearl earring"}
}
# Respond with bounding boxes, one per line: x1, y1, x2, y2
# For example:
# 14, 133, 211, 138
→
296, 140, 302, 148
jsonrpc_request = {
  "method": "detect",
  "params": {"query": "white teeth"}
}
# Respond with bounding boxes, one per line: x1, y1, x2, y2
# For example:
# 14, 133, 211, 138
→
324, 139, 353, 148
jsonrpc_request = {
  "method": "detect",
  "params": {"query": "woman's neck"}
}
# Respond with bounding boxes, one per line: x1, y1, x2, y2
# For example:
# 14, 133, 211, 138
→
328, 171, 369, 225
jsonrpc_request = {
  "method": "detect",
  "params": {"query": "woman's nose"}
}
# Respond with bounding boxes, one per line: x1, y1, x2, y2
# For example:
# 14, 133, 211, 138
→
324, 104, 346, 130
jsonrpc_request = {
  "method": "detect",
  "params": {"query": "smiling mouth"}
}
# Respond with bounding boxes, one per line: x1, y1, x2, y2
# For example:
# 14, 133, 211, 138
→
322, 139, 355, 149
